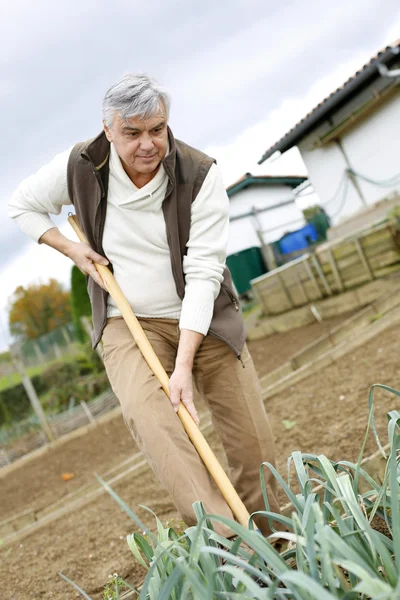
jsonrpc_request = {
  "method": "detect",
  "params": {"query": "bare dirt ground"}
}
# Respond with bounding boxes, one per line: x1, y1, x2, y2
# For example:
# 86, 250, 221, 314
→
1, 316, 399, 599
247, 313, 352, 374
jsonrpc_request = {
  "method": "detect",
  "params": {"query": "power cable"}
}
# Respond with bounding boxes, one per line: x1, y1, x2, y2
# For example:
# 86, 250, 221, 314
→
322, 173, 348, 207
330, 175, 349, 219
348, 168, 400, 188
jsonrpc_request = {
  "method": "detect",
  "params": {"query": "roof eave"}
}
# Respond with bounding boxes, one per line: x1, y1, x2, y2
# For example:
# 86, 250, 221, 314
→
258, 44, 400, 165
227, 175, 307, 197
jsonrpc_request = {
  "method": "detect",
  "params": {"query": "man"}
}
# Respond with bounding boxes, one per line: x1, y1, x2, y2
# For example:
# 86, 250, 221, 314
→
9, 74, 280, 537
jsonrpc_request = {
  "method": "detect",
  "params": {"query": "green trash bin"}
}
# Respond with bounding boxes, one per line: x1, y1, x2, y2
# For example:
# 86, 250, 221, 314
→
226, 246, 267, 295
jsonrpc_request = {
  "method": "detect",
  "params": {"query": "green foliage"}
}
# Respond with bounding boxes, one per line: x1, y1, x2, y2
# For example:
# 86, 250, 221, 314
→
70, 266, 92, 343
64, 385, 400, 599
39, 360, 83, 390
77, 341, 105, 375
0, 362, 54, 393
35, 355, 106, 413
0, 351, 11, 364
0, 398, 12, 424
303, 205, 331, 241
0, 372, 47, 425
40, 371, 109, 413
103, 574, 138, 599
0, 371, 22, 393
0, 352, 105, 425
387, 204, 400, 221
9, 279, 71, 340
303, 205, 322, 221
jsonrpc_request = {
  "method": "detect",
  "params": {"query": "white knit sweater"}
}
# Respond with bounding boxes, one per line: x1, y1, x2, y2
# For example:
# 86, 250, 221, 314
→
8, 142, 230, 335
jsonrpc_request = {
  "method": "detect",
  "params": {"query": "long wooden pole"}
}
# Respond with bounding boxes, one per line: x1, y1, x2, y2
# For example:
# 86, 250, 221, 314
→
68, 215, 253, 530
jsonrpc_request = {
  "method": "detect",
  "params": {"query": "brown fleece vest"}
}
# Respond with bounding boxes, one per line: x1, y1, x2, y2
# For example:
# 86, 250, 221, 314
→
67, 127, 245, 357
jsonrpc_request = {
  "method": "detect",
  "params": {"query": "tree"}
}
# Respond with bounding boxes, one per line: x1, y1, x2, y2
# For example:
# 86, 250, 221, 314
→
8, 279, 71, 340
70, 266, 92, 343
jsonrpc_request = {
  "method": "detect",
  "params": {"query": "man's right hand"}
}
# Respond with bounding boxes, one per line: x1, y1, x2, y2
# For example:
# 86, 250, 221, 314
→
65, 241, 109, 290
39, 227, 109, 290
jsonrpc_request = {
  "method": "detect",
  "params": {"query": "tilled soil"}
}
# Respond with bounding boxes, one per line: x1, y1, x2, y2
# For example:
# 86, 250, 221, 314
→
1, 319, 399, 599
248, 313, 352, 374
0, 316, 348, 523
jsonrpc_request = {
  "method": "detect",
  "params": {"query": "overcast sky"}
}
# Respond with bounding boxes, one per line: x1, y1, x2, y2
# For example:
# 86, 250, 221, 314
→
0, 0, 399, 349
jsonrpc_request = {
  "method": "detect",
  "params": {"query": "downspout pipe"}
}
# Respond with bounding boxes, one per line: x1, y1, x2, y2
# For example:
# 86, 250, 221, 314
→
335, 138, 367, 207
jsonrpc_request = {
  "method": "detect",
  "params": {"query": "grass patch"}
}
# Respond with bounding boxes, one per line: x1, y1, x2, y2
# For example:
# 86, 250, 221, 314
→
0, 352, 83, 393
0, 364, 47, 392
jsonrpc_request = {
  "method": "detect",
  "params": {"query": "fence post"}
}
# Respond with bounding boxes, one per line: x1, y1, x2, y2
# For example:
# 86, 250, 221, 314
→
0, 448, 10, 466
53, 343, 62, 360
81, 400, 96, 425
11, 354, 55, 443
61, 327, 72, 346
33, 342, 45, 365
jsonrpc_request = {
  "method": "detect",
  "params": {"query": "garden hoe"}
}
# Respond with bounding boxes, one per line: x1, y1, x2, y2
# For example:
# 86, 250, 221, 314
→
68, 214, 256, 533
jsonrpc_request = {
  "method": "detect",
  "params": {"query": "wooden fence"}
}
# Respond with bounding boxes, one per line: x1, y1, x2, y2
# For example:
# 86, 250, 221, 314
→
251, 218, 400, 316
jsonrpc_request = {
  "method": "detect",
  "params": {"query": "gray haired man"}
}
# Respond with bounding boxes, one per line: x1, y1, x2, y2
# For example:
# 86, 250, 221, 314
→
9, 74, 280, 537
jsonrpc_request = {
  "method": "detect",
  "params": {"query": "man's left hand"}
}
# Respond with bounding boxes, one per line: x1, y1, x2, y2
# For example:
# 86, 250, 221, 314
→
169, 365, 200, 425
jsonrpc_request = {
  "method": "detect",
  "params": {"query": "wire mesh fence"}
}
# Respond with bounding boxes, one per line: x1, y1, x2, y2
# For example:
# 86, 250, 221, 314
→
11, 323, 78, 368
0, 388, 119, 467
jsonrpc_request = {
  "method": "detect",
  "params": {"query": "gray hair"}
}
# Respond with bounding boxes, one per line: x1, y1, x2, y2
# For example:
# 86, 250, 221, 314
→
102, 73, 170, 127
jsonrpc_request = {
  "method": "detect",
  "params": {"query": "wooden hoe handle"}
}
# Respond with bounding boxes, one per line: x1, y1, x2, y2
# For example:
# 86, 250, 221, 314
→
68, 214, 253, 530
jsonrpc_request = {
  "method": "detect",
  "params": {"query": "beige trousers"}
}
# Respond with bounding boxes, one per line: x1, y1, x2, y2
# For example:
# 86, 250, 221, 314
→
102, 316, 280, 537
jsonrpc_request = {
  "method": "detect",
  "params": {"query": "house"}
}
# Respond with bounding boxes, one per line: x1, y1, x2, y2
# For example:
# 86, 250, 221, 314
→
225, 173, 308, 294
258, 41, 400, 229
226, 173, 307, 255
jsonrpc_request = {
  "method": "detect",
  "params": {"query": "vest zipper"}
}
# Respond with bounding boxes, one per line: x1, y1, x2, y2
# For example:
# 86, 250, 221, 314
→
163, 211, 181, 300
92, 165, 105, 197
221, 282, 240, 311
210, 284, 243, 363
208, 328, 244, 365
91, 162, 110, 349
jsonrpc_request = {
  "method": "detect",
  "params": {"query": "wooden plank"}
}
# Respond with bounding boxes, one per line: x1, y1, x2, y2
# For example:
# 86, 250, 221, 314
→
327, 249, 344, 292
374, 263, 400, 278
251, 283, 269, 315
369, 250, 400, 270
277, 273, 295, 308
354, 239, 374, 280
250, 255, 309, 284
303, 259, 323, 299
310, 254, 332, 296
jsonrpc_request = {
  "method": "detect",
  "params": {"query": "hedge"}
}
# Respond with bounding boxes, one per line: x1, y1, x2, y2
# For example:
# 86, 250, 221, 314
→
0, 357, 103, 426
70, 265, 92, 343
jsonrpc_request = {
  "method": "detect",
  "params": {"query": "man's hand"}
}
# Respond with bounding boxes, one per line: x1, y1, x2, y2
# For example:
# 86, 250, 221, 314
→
40, 228, 109, 290
169, 329, 204, 425
66, 241, 109, 290
169, 364, 200, 425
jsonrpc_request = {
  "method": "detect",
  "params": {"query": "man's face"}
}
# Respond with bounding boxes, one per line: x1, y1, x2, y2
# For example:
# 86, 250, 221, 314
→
103, 105, 168, 177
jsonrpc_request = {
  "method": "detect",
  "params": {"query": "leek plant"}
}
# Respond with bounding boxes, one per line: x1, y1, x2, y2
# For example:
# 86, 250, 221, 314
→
61, 384, 400, 599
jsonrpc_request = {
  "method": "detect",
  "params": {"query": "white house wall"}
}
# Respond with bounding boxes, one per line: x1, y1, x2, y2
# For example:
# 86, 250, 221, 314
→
228, 218, 259, 254
229, 184, 293, 215
297, 87, 400, 224
341, 92, 400, 204
227, 184, 306, 254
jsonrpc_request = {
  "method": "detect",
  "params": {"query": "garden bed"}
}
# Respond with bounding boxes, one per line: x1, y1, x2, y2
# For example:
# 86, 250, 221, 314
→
1, 323, 400, 598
